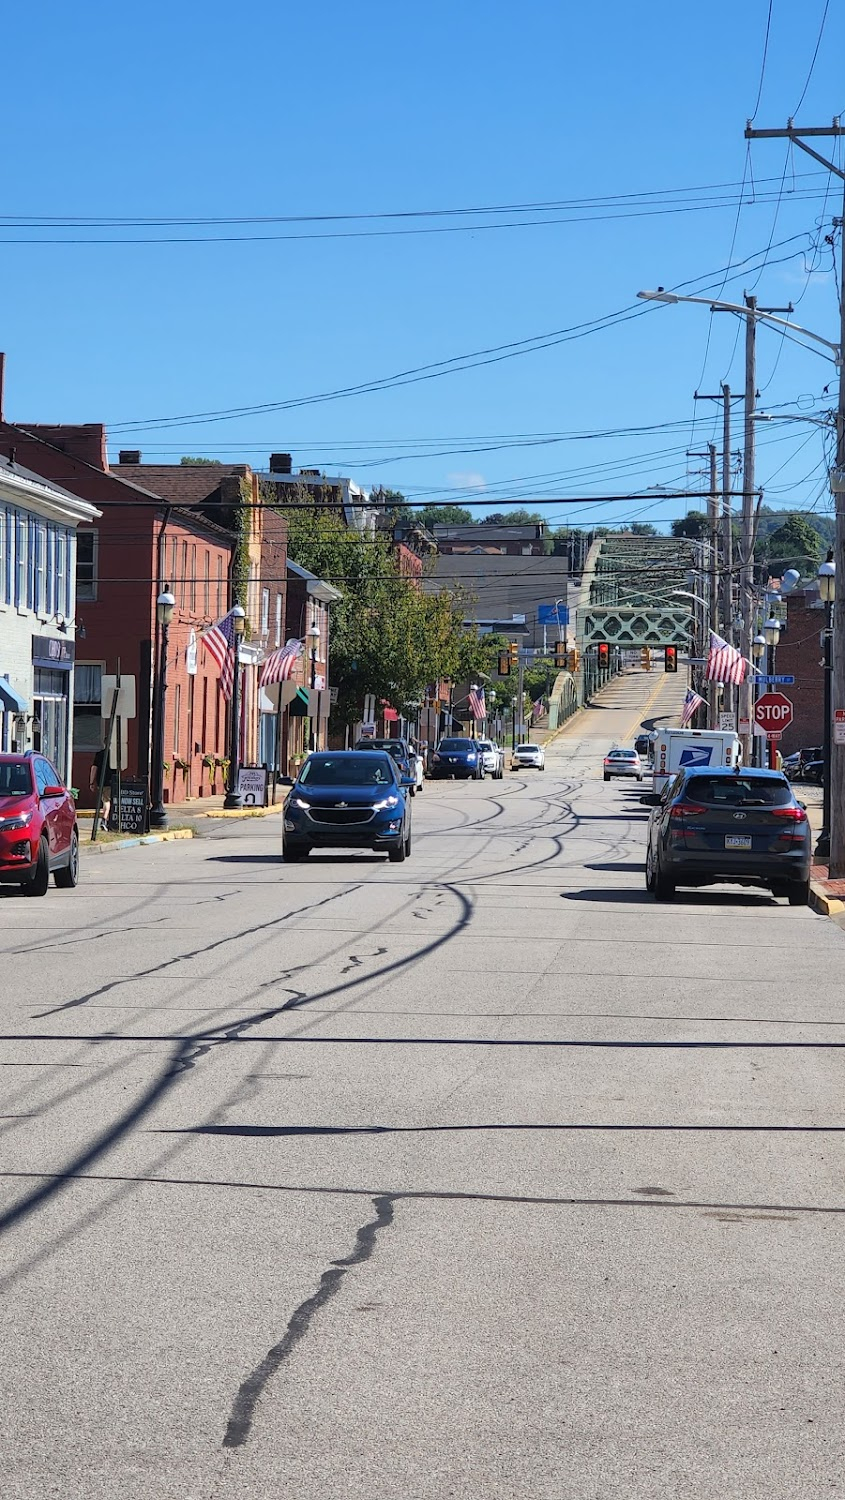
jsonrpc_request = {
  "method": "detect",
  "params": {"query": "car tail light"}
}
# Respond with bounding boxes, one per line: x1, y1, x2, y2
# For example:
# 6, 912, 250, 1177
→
770, 806, 807, 822
669, 802, 707, 820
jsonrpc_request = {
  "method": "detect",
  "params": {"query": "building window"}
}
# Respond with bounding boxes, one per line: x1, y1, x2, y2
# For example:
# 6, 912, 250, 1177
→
181, 541, 188, 608
55, 530, 66, 618
261, 587, 270, 636
0, 509, 7, 605
14, 513, 26, 607
204, 550, 210, 617
274, 592, 282, 647
73, 663, 103, 751
173, 682, 181, 756
216, 556, 224, 617
35, 523, 46, 616
76, 529, 98, 600
170, 535, 178, 590
191, 544, 197, 613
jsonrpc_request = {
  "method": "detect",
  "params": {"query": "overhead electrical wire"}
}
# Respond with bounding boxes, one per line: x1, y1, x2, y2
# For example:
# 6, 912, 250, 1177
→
793, 0, 832, 115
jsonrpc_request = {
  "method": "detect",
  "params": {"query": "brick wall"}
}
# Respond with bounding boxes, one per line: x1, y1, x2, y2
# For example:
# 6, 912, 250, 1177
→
773, 588, 825, 755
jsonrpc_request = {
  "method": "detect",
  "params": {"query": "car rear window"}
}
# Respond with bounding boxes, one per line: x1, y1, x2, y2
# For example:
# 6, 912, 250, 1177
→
609, 750, 636, 758
684, 775, 793, 807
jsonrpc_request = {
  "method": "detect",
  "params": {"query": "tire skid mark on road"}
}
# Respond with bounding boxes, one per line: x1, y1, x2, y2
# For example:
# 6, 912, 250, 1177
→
221, 1193, 395, 1450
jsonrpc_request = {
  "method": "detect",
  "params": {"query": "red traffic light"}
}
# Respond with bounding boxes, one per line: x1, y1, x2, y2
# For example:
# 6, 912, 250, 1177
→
664, 646, 678, 673
597, 642, 610, 667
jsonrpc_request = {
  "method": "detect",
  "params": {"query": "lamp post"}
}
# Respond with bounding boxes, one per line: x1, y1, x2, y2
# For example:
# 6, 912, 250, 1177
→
149, 588, 176, 830
223, 604, 246, 809
816, 553, 836, 858
751, 633, 766, 768
762, 615, 782, 769
307, 618, 321, 752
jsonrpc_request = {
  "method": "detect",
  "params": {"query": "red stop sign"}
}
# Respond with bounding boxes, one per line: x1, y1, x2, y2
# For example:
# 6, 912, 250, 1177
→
754, 691, 793, 734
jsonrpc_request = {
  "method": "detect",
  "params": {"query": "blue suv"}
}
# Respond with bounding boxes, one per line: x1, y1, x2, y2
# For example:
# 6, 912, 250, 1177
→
429, 737, 484, 780
283, 751, 413, 862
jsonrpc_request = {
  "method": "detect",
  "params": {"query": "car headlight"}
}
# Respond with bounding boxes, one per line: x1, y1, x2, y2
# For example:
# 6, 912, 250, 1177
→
373, 795, 399, 811
293, 797, 311, 809
0, 811, 33, 832
466, 753, 476, 761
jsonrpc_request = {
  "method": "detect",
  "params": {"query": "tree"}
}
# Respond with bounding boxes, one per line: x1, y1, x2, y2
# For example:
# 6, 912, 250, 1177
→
758, 513, 823, 570
671, 511, 709, 540
370, 486, 411, 520
482, 509, 545, 525
413, 504, 474, 529
280, 493, 471, 728
180, 456, 221, 465
630, 522, 658, 536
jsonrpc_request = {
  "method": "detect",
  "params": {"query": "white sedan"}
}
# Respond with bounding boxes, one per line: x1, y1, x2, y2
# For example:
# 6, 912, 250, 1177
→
477, 740, 505, 780
511, 743, 545, 771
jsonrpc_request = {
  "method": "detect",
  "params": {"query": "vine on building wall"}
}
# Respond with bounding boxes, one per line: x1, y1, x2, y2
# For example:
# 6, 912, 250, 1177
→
234, 478, 252, 627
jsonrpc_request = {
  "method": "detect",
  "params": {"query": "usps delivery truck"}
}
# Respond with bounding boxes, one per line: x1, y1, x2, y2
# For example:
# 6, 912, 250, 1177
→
651, 727, 741, 797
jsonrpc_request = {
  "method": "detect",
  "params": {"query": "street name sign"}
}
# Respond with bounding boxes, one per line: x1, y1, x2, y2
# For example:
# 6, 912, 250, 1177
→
757, 675, 795, 686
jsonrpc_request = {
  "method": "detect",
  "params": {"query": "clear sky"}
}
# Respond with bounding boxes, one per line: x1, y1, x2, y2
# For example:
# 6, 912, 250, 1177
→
3, 0, 843, 532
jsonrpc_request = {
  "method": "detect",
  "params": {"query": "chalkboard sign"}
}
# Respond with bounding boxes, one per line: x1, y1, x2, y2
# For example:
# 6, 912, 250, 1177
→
108, 778, 149, 835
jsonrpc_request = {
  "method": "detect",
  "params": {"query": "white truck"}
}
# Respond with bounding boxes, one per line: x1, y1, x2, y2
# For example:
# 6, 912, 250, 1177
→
650, 727, 741, 797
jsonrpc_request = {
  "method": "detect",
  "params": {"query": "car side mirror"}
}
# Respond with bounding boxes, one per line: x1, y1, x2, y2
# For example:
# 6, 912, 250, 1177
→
41, 785, 65, 799
400, 775, 415, 788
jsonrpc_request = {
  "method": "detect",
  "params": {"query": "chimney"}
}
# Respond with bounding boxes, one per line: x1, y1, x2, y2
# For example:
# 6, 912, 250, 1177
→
118, 449, 141, 465
269, 452, 292, 474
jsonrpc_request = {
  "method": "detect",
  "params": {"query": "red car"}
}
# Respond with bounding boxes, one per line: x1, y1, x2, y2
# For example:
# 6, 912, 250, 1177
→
0, 753, 80, 896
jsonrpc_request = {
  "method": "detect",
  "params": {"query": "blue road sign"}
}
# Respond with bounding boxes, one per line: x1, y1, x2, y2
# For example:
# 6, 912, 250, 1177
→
758, 675, 795, 685
538, 604, 569, 625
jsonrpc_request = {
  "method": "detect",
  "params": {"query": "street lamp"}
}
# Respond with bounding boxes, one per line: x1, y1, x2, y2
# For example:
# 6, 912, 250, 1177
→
762, 616, 782, 769
149, 588, 176, 830
223, 604, 247, 809
636, 290, 842, 362
817, 553, 836, 858
752, 632, 767, 662
307, 619, 321, 752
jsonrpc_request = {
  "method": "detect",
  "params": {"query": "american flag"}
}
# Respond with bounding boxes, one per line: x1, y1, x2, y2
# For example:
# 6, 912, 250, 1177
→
259, 638, 303, 688
468, 685, 486, 721
202, 608, 238, 700
680, 687, 706, 728
705, 630, 746, 684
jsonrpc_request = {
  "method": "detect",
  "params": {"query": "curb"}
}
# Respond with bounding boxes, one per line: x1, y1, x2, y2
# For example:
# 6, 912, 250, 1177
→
191, 806, 282, 819
82, 828, 194, 856
809, 878, 845, 918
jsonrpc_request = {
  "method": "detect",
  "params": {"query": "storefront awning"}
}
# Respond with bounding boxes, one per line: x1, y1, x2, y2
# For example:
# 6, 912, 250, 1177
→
0, 679, 28, 714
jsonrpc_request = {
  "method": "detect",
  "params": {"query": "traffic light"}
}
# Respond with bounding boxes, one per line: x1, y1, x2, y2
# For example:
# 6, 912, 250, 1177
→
641, 647, 652, 671
509, 640, 519, 670
497, 650, 511, 677
597, 642, 610, 668
664, 645, 678, 673
567, 648, 580, 672
553, 640, 566, 668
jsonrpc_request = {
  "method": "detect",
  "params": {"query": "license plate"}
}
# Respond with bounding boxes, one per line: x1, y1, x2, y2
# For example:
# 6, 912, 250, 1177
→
725, 835, 752, 850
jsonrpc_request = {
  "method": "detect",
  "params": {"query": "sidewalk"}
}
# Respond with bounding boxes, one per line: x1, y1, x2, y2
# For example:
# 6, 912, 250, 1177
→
78, 791, 283, 828
794, 784, 845, 917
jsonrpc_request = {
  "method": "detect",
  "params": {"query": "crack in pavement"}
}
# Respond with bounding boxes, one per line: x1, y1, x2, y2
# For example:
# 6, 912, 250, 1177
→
222, 1193, 395, 1450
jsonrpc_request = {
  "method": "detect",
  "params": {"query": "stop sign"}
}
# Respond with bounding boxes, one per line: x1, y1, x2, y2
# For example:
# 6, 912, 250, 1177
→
754, 691, 793, 735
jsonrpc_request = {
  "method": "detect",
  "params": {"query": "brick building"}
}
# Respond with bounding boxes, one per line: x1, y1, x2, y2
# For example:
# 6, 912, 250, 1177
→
0, 423, 237, 806
771, 584, 826, 756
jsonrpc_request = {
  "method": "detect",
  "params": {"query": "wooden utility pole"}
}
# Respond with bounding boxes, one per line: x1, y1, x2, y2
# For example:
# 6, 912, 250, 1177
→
746, 119, 845, 871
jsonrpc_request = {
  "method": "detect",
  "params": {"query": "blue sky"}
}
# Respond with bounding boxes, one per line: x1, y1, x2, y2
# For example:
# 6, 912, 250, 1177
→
3, 0, 843, 531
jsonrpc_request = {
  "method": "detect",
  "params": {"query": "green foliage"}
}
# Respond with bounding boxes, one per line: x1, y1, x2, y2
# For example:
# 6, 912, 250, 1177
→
413, 504, 474, 528
180, 456, 221, 465
233, 478, 252, 618
756, 512, 823, 570
370, 486, 411, 520
481, 508, 545, 525
629, 522, 658, 536
281, 492, 475, 727
671, 511, 710, 540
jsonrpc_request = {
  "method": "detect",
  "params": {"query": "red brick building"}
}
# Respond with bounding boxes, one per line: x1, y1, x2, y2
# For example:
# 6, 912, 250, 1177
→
771, 585, 826, 756
0, 423, 237, 805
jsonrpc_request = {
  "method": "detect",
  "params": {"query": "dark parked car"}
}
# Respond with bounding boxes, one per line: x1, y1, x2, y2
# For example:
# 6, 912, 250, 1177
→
429, 738, 484, 780
645, 766, 811, 905
634, 734, 652, 760
0, 752, 79, 895
353, 737, 417, 793
283, 751, 413, 862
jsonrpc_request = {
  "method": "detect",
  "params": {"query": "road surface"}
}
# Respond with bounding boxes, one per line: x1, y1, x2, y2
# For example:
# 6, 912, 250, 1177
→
1, 667, 842, 1499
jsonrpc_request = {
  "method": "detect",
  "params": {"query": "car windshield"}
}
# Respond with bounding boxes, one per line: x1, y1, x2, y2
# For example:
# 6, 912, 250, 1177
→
357, 739, 406, 757
516, 745, 539, 753
300, 756, 395, 787
683, 775, 792, 807
439, 740, 472, 752
0, 762, 32, 796
477, 741, 492, 752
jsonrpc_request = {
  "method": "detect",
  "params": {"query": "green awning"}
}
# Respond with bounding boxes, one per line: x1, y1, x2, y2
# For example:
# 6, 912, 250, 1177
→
287, 686, 311, 718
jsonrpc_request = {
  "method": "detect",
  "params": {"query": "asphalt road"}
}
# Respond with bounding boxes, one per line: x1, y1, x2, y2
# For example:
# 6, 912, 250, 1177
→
2, 667, 843, 1499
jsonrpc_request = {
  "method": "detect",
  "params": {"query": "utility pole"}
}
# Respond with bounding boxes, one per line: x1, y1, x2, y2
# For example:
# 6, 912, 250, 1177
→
688, 441, 720, 726
695, 387, 738, 718
739, 296, 757, 765
745, 118, 845, 872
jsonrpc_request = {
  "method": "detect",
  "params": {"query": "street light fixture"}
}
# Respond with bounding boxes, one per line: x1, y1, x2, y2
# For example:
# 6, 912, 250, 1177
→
307, 618, 321, 752
752, 633, 767, 661
637, 291, 842, 363
763, 615, 781, 647
223, 604, 247, 810
149, 588, 176, 830
817, 552, 836, 858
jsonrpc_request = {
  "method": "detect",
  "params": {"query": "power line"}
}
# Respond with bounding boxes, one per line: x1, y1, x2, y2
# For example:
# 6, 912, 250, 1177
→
750, 0, 774, 120
793, 0, 832, 115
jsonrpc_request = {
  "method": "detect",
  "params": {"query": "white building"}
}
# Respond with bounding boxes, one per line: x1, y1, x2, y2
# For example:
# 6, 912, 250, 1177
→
0, 457, 100, 779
